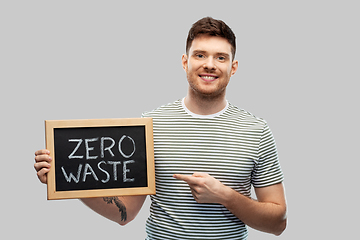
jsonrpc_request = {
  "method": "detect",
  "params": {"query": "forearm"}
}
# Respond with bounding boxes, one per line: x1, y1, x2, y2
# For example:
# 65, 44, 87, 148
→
173, 173, 287, 235
80, 195, 146, 225
221, 187, 287, 235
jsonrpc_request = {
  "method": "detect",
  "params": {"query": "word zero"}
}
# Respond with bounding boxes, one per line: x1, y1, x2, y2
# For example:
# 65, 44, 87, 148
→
68, 135, 136, 160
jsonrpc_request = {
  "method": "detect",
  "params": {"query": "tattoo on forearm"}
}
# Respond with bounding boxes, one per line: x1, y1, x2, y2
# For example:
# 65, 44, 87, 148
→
103, 197, 127, 222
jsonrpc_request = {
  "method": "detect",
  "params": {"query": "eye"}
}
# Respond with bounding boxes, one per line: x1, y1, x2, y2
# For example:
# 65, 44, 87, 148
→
196, 54, 204, 58
218, 56, 226, 61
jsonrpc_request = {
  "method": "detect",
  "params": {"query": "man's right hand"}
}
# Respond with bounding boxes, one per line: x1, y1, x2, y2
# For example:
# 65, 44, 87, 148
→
34, 149, 147, 225
34, 149, 52, 184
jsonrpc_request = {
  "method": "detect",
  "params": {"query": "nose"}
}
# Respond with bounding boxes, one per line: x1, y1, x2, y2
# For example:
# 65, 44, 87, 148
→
203, 57, 216, 70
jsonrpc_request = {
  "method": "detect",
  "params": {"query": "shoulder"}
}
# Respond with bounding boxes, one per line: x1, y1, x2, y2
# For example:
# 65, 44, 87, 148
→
225, 103, 268, 130
142, 99, 184, 118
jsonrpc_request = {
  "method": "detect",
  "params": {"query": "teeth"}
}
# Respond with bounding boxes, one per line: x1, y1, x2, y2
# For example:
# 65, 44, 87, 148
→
201, 75, 217, 80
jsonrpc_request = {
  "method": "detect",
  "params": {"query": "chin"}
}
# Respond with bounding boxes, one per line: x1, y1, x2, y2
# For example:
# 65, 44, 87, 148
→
190, 87, 226, 99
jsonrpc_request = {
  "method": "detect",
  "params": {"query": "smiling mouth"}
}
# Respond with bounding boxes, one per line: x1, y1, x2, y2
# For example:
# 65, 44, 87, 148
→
199, 75, 218, 81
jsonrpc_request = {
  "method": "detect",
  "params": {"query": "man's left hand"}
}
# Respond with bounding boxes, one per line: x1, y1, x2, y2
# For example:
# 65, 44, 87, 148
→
173, 172, 231, 204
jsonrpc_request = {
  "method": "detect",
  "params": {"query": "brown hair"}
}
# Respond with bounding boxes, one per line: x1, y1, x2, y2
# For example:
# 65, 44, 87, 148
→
186, 17, 236, 60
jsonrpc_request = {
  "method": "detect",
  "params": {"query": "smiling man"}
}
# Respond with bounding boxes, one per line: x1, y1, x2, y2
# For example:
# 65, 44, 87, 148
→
35, 17, 287, 240
182, 34, 238, 114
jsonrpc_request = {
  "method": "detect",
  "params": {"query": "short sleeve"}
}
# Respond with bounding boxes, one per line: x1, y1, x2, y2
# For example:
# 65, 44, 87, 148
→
251, 124, 284, 188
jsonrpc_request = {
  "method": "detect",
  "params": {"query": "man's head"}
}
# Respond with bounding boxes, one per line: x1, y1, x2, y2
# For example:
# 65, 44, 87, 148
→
182, 17, 238, 100
186, 17, 236, 61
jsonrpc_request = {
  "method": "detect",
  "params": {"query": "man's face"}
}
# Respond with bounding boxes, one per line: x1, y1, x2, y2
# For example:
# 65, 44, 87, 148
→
182, 35, 238, 99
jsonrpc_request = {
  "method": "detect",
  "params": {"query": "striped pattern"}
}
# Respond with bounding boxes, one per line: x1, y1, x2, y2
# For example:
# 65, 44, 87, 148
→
142, 99, 283, 240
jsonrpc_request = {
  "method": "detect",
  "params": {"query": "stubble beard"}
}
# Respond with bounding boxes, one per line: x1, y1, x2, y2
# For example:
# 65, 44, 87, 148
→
187, 73, 228, 102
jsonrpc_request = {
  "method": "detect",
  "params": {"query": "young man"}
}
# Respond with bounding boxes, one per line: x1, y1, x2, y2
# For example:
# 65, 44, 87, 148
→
35, 17, 287, 239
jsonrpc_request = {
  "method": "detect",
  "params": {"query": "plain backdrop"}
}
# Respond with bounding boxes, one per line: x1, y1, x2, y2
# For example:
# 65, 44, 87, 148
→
1, 0, 359, 239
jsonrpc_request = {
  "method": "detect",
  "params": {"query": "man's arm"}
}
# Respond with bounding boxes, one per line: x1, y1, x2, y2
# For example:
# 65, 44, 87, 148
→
81, 195, 147, 225
173, 173, 287, 236
224, 182, 287, 235
34, 149, 147, 226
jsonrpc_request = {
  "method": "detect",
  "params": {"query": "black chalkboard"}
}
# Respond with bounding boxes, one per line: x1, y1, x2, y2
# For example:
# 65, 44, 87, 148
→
45, 118, 155, 200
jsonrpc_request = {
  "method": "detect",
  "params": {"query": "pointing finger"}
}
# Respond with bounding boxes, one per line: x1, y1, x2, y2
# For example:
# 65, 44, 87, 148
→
173, 174, 200, 185
192, 172, 208, 178
173, 174, 189, 181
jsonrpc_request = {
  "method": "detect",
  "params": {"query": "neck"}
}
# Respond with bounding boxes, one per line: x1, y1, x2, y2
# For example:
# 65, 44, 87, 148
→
184, 89, 227, 115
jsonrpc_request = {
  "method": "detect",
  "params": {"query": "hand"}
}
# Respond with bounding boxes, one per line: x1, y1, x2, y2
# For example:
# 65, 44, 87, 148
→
34, 149, 52, 184
173, 172, 231, 204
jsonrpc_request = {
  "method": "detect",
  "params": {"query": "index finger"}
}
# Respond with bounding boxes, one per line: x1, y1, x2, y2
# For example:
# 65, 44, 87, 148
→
35, 149, 50, 156
173, 174, 199, 185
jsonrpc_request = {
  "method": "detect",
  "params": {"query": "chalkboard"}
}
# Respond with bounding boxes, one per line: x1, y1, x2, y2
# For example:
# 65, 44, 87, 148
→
45, 118, 155, 200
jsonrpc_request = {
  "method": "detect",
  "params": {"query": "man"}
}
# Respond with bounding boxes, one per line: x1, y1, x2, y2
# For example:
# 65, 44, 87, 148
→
35, 17, 287, 239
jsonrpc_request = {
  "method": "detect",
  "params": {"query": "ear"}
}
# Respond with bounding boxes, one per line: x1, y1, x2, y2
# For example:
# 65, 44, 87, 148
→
182, 54, 188, 72
231, 60, 238, 76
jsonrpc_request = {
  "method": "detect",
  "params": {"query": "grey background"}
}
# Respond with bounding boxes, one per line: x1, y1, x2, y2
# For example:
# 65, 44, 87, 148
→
1, 0, 358, 239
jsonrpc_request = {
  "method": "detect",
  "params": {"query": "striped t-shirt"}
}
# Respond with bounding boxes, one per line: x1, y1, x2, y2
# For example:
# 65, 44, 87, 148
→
142, 99, 284, 240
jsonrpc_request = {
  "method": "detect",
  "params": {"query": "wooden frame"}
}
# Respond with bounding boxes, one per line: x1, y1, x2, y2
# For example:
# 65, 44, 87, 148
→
45, 118, 155, 200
